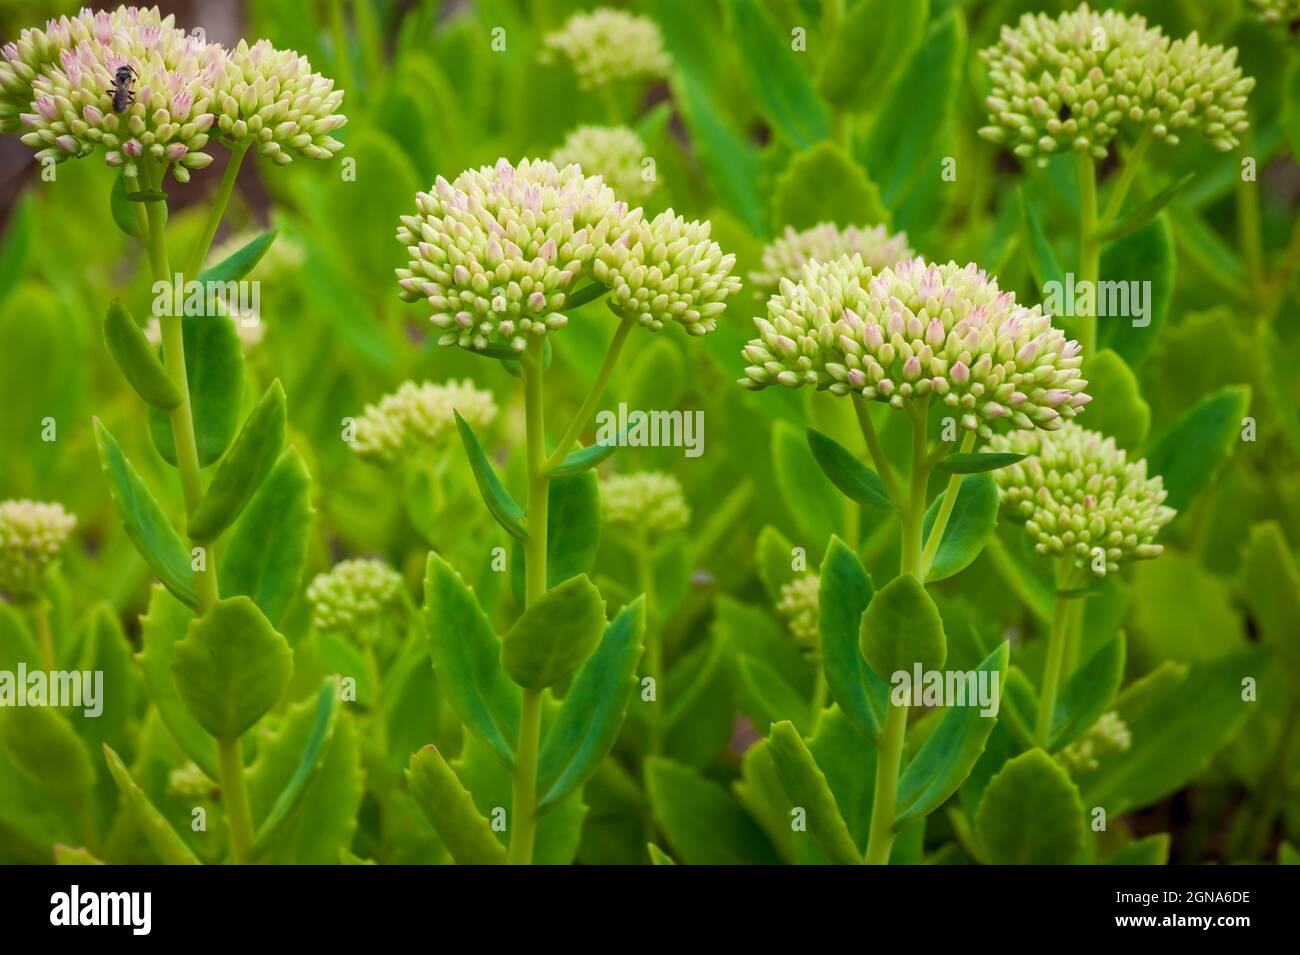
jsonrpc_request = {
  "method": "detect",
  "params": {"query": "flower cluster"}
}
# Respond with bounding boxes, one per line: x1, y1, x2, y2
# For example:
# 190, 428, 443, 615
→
540, 8, 670, 89
987, 422, 1175, 577
307, 558, 403, 636
1247, 0, 1300, 25
351, 379, 498, 464
776, 574, 820, 661
740, 256, 1089, 438
167, 761, 218, 801
0, 499, 76, 600
599, 471, 690, 537
749, 222, 914, 297
1056, 710, 1132, 773
3, 6, 344, 181
396, 158, 738, 350
553, 125, 653, 201
979, 3, 1253, 164
593, 209, 739, 335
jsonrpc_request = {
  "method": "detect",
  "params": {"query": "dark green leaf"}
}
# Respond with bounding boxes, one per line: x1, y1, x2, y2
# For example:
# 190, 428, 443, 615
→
819, 0, 928, 109
1098, 215, 1175, 366
1019, 187, 1065, 294
975, 748, 1085, 864
147, 312, 245, 467
807, 427, 895, 510
1094, 173, 1195, 243
136, 586, 216, 776
1080, 349, 1150, 452
646, 757, 783, 864
1145, 385, 1251, 512
921, 472, 998, 583
104, 299, 181, 409
935, 452, 1025, 474
772, 419, 842, 545
198, 230, 277, 283
1051, 633, 1125, 750
501, 575, 605, 690
819, 537, 888, 742
860, 573, 946, 677
546, 438, 619, 477
455, 411, 527, 540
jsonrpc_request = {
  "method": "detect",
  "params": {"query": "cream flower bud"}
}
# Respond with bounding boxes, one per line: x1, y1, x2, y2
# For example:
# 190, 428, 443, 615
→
351, 379, 498, 464
986, 422, 1175, 577
749, 222, 914, 296
0, 499, 77, 600
740, 256, 1088, 438
599, 471, 690, 537
1247, 0, 1300, 25
553, 124, 654, 201
1056, 710, 1132, 773
540, 8, 670, 90
776, 573, 821, 662
979, 3, 1253, 164
307, 558, 403, 636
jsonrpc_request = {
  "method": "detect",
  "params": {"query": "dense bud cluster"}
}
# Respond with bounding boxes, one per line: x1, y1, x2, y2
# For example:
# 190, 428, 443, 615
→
776, 573, 821, 661
540, 8, 670, 89
0, 499, 77, 600
749, 222, 913, 297
553, 125, 654, 201
352, 379, 498, 464
307, 558, 403, 636
599, 471, 690, 537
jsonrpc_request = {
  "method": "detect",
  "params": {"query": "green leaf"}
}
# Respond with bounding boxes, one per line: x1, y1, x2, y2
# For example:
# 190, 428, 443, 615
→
1239, 521, 1300, 677
806, 427, 895, 511
772, 419, 842, 545
198, 230, 276, 283
975, 748, 1085, 864
773, 142, 886, 231
1103, 834, 1170, 865
818, 0, 927, 109
1145, 385, 1251, 512
723, 0, 829, 149
860, 573, 946, 678
1094, 173, 1195, 244
819, 537, 888, 742
220, 449, 313, 626
94, 419, 198, 608
1080, 349, 1150, 452
920, 472, 998, 583
251, 677, 339, 858
646, 757, 783, 864
147, 312, 245, 467
736, 654, 811, 733
756, 525, 798, 603
511, 470, 600, 605
1019, 187, 1065, 294
648, 843, 675, 864
102, 745, 199, 865
124, 189, 168, 202
767, 721, 862, 864
455, 410, 527, 540
1050, 633, 1125, 750
546, 439, 619, 477
407, 744, 508, 864
0, 706, 95, 799
536, 598, 646, 812
187, 380, 287, 541
171, 597, 293, 742
53, 846, 103, 864
1076, 652, 1264, 815
1098, 215, 1175, 366
501, 575, 606, 690
935, 452, 1026, 475
1286, 52, 1300, 160
103, 299, 181, 409
423, 552, 519, 765
110, 170, 148, 238
136, 586, 216, 776
861, 10, 966, 207
894, 641, 1009, 828
564, 282, 612, 310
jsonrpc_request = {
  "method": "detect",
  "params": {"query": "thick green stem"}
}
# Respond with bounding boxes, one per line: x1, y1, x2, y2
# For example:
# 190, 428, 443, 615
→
899, 402, 931, 580
1076, 152, 1099, 357
182, 140, 249, 280
920, 429, 976, 576
510, 342, 550, 865
1037, 560, 1085, 748
863, 698, 908, 864
30, 599, 54, 672
135, 161, 218, 611
545, 312, 635, 470
217, 737, 255, 864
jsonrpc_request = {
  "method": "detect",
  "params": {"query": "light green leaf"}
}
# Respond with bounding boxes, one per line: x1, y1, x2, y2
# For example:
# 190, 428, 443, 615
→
198, 230, 276, 283
772, 419, 842, 546
975, 748, 1085, 864
136, 585, 216, 777
773, 142, 886, 231
1099, 215, 1175, 366
648, 843, 675, 864
501, 575, 605, 690
407, 744, 508, 864
860, 573, 946, 678
767, 721, 862, 864
94, 419, 198, 609
171, 597, 292, 742
536, 598, 646, 811
1103, 833, 1170, 865
423, 552, 519, 765
0, 706, 95, 800
103, 299, 181, 410
1019, 187, 1065, 294
187, 380, 287, 541
455, 410, 527, 540
1145, 385, 1251, 512
921, 472, 998, 583
102, 745, 199, 865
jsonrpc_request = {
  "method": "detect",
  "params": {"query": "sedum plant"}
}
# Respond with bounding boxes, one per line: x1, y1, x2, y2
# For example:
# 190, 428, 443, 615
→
397, 156, 739, 864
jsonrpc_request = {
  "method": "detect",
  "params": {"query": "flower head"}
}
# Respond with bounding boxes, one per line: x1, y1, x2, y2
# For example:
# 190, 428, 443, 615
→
1056, 710, 1132, 773
553, 124, 653, 201
167, 761, 218, 801
749, 222, 914, 297
213, 39, 345, 164
599, 471, 690, 537
740, 256, 1089, 438
593, 208, 739, 336
307, 558, 403, 636
979, 3, 1253, 164
352, 379, 498, 464
987, 422, 1175, 577
1247, 0, 1300, 26
0, 499, 76, 600
776, 573, 820, 661
540, 8, 670, 89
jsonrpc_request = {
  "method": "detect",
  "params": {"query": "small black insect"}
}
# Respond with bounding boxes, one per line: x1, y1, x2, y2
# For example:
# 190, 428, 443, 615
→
106, 65, 137, 113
